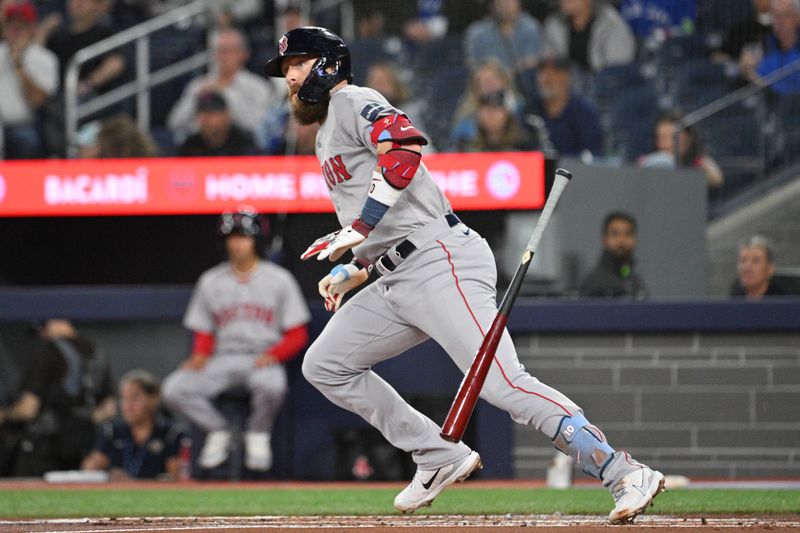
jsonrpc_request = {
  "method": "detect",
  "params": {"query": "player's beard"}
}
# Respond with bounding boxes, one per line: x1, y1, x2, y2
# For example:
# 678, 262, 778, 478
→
290, 92, 329, 125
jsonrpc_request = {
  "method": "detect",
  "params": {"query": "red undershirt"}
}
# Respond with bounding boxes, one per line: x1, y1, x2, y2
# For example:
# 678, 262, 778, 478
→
191, 324, 309, 363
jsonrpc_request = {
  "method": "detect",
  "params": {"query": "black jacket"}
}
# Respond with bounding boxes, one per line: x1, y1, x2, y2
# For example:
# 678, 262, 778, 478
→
579, 250, 648, 299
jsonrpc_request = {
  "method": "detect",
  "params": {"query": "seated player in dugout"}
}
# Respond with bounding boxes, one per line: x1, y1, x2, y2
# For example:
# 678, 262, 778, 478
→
263, 27, 665, 524
162, 207, 310, 474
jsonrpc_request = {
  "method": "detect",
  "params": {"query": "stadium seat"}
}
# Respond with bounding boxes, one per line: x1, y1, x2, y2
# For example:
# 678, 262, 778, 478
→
698, 0, 754, 33
775, 92, 800, 157
414, 64, 469, 147
651, 34, 712, 95
607, 85, 661, 161
348, 37, 403, 85
409, 35, 463, 72
700, 112, 766, 192
593, 64, 651, 109
655, 34, 709, 67
702, 113, 764, 158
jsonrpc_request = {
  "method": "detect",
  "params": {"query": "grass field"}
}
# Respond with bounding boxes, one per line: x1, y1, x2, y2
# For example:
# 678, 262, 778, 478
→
1, 487, 798, 519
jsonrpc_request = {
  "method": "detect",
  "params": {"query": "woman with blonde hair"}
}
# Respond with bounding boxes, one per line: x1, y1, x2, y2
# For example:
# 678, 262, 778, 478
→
457, 90, 533, 152
450, 59, 524, 150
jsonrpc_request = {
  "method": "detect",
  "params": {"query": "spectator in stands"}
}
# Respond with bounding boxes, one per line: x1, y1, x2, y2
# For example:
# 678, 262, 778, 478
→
42, 0, 126, 98
0, 0, 12, 36
211, 1, 265, 30
618, 0, 696, 41
96, 114, 158, 157
749, 0, 800, 94
464, 0, 543, 75
167, 27, 282, 144
526, 56, 604, 157
75, 115, 157, 158
276, 4, 310, 35
543, 0, 636, 72
0, 1, 58, 159
579, 211, 648, 299
638, 111, 725, 188
365, 62, 433, 147
404, 0, 448, 44
82, 370, 185, 480
0, 319, 115, 477
450, 60, 524, 150
178, 91, 257, 157
258, 101, 319, 155
717, 0, 773, 61
162, 208, 310, 473
730, 235, 787, 298
456, 90, 534, 152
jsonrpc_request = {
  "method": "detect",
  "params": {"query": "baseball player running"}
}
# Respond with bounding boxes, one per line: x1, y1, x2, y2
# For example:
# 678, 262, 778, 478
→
264, 27, 664, 523
162, 207, 310, 473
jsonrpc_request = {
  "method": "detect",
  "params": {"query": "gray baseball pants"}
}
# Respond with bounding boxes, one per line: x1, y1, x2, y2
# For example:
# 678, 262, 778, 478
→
303, 224, 582, 471
163, 355, 287, 433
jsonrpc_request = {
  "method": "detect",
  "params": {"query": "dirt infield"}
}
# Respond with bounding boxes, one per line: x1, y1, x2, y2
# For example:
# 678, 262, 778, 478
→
2, 515, 800, 533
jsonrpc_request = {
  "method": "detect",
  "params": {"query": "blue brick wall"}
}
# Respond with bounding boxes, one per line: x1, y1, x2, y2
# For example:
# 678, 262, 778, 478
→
513, 332, 800, 480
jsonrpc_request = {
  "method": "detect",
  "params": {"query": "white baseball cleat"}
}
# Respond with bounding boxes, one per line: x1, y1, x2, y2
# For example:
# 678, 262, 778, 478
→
244, 432, 273, 472
608, 466, 666, 524
393, 451, 482, 513
198, 430, 231, 469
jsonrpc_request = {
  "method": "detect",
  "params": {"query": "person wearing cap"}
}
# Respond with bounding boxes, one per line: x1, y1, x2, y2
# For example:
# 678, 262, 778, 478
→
161, 208, 310, 474
527, 56, 604, 157
0, 1, 58, 158
178, 91, 258, 157
167, 27, 282, 146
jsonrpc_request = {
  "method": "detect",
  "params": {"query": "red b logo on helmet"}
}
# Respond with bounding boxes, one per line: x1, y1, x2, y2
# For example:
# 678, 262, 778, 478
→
278, 35, 288, 55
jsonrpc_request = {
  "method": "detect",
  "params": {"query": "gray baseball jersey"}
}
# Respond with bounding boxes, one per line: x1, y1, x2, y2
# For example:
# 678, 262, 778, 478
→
163, 260, 310, 434
184, 260, 310, 356
316, 85, 451, 263
303, 83, 645, 488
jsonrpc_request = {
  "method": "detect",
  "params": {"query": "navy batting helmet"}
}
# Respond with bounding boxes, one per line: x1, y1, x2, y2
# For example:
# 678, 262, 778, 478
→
218, 206, 270, 257
263, 26, 352, 105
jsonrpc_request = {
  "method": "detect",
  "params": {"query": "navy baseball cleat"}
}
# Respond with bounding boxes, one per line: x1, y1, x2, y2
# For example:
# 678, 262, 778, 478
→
393, 451, 482, 513
608, 466, 666, 524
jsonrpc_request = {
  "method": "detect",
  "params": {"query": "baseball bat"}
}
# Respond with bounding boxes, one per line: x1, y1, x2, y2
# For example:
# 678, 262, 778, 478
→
440, 167, 573, 443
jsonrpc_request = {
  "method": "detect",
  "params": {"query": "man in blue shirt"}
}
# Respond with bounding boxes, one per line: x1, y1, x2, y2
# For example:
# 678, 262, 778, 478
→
619, 0, 696, 39
527, 56, 604, 157
754, 0, 800, 94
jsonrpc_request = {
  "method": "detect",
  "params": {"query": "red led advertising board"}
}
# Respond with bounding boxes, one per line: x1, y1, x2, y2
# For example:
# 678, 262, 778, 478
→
0, 152, 545, 217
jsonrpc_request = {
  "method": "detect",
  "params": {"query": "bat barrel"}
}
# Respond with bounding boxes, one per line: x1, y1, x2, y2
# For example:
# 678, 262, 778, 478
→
440, 313, 508, 442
